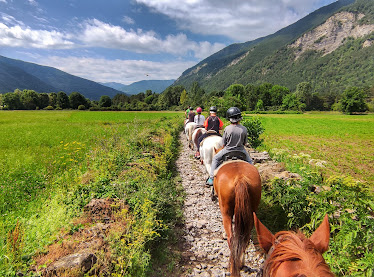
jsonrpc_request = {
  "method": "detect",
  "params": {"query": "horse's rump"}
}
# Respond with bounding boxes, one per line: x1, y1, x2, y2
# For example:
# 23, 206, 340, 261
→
215, 162, 261, 276
200, 135, 223, 173
192, 127, 206, 150
185, 122, 197, 142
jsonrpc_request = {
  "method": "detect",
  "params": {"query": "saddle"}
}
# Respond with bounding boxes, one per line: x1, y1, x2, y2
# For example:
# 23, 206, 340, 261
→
222, 150, 247, 162
213, 158, 248, 176
199, 131, 221, 147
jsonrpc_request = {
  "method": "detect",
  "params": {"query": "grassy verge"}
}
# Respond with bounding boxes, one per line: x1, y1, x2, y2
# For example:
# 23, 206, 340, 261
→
249, 112, 374, 276
0, 111, 184, 276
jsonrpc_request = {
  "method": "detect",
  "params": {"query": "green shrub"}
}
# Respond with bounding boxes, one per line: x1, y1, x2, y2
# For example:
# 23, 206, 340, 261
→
77, 105, 86, 110
262, 173, 374, 276
241, 116, 265, 148
44, 105, 54, 110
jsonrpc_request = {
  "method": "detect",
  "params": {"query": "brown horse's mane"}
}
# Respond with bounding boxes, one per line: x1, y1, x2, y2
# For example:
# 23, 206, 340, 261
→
264, 231, 334, 277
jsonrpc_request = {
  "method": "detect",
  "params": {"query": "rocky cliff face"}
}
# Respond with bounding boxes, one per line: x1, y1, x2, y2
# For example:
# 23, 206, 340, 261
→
290, 12, 374, 59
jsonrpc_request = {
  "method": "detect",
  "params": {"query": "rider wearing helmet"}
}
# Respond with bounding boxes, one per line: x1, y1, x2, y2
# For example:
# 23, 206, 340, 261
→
185, 106, 191, 119
195, 106, 223, 159
206, 107, 253, 186
194, 107, 205, 127
188, 107, 195, 123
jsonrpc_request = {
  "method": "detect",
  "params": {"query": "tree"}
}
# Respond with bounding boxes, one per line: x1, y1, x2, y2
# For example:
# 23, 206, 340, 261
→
180, 89, 187, 107
270, 85, 290, 106
69, 92, 88, 109
49, 92, 57, 108
255, 99, 264, 111
99, 95, 112, 107
282, 93, 304, 111
157, 85, 185, 109
189, 82, 205, 107
112, 93, 129, 108
309, 93, 324, 111
295, 82, 313, 109
56, 91, 70, 109
39, 93, 50, 109
21, 90, 39, 110
2, 92, 23, 110
244, 84, 258, 110
257, 83, 273, 108
340, 87, 368, 114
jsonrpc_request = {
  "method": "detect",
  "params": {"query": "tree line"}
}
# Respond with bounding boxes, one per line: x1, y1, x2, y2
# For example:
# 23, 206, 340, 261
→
1, 81, 373, 114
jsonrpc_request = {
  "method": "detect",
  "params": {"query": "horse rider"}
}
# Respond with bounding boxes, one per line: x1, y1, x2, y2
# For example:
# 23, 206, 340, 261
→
187, 107, 196, 123
194, 107, 205, 127
195, 106, 223, 159
206, 107, 253, 186
185, 106, 191, 119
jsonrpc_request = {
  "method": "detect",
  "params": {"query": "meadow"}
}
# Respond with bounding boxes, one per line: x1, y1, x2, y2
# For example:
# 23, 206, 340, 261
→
251, 112, 374, 184
247, 112, 374, 276
1, 110, 373, 276
0, 110, 183, 276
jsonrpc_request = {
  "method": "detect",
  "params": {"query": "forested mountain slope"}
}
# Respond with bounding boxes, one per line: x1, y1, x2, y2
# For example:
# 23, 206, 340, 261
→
0, 56, 122, 100
174, 0, 374, 94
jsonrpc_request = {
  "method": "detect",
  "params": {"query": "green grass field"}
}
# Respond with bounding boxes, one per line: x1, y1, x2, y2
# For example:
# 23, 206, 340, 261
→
1, 110, 372, 276
0, 110, 182, 276
246, 112, 374, 276
249, 112, 374, 184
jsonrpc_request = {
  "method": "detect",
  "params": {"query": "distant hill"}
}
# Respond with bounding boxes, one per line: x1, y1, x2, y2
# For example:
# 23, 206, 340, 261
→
0, 55, 123, 100
102, 79, 175, 95
174, 0, 374, 94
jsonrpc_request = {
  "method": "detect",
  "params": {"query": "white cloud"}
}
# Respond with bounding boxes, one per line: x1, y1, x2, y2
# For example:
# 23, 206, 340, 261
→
0, 0, 7, 3
0, 23, 74, 48
0, 13, 22, 26
28, 0, 37, 6
135, 0, 336, 41
122, 16, 135, 25
39, 56, 196, 84
79, 19, 225, 59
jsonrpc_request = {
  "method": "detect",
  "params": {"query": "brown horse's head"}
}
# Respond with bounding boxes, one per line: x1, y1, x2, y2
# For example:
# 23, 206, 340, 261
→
254, 213, 334, 277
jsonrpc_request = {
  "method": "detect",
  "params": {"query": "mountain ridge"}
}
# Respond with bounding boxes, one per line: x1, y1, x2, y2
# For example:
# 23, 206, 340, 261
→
102, 79, 175, 95
0, 55, 123, 100
174, 0, 373, 94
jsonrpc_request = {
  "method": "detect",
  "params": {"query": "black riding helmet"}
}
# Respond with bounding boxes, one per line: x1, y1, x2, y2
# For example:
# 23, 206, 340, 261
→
209, 106, 217, 113
227, 107, 242, 123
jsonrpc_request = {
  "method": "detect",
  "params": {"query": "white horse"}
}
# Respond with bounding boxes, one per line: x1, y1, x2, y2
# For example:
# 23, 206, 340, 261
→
191, 127, 207, 150
200, 135, 223, 174
185, 122, 197, 148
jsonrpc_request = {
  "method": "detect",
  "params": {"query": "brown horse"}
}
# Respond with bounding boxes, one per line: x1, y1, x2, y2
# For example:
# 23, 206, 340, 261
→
213, 161, 261, 277
254, 213, 334, 277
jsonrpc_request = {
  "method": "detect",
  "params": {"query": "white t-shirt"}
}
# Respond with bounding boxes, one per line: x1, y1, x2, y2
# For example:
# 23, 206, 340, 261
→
194, 114, 205, 126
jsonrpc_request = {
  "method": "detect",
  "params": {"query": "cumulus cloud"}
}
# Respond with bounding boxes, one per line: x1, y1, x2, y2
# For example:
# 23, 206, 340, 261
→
135, 0, 336, 41
79, 19, 225, 59
39, 56, 196, 84
0, 23, 74, 48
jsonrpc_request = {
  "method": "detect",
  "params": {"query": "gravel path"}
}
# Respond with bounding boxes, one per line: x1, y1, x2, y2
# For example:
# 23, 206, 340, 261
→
176, 132, 264, 277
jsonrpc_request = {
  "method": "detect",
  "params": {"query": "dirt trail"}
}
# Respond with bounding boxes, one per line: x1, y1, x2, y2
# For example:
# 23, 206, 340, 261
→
176, 133, 264, 277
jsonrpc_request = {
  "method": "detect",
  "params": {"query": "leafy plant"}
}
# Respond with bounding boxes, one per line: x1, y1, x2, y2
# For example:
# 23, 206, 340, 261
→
241, 116, 265, 148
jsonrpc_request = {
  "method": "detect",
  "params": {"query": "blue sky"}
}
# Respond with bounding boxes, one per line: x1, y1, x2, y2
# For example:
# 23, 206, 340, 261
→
0, 0, 336, 85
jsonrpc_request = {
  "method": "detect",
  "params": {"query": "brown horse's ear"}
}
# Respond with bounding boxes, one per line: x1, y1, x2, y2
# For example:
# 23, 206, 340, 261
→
309, 214, 330, 254
253, 212, 274, 253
